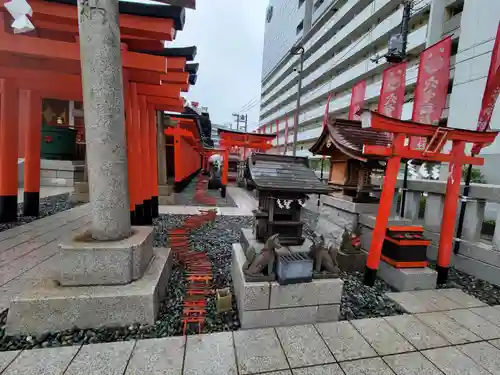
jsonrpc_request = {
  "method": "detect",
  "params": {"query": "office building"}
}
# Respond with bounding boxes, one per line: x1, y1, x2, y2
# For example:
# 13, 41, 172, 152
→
257, 0, 500, 183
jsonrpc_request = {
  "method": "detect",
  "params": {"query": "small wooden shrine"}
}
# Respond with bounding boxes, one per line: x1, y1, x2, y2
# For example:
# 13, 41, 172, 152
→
246, 153, 332, 245
309, 117, 392, 202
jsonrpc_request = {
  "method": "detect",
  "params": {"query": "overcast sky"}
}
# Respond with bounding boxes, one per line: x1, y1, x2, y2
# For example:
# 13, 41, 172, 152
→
132, 0, 269, 129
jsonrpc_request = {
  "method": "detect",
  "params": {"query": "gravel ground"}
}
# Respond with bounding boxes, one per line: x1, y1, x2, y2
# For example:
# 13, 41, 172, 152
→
0, 193, 79, 233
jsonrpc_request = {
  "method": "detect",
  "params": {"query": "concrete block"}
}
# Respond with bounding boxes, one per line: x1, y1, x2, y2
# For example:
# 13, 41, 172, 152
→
126, 337, 185, 375
469, 306, 500, 327
421, 346, 492, 375
386, 291, 436, 314
316, 304, 341, 323
269, 278, 343, 308
56, 170, 75, 179
340, 357, 394, 375
443, 309, 500, 340
415, 312, 481, 344
233, 328, 288, 375
71, 192, 89, 203
457, 342, 500, 375
2, 346, 79, 375
321, 194, 380, 214
384, 314, 450, 350
378, 262, 437, 292
41, 159, 75, 171
41, 170, 57, 178
232, 244, 270, 311
74, 182, 89, 194
292, 364, 344, 375
275, 324, 334, 368
239, 305, 319, 329
351, 318, 416, 356
5, 247, 172, 335
64, 341, 134, 375
240, 228, 312, 255
158, 185, 173, 197
319, 205, 357, 232
410, 290, 466, 311
184, 332, 237, 375
315, 321, 377, 362
337, 250, 367, 273
383, 352, 442, 375
436, 288, 487, 308
59, 226, 154, 286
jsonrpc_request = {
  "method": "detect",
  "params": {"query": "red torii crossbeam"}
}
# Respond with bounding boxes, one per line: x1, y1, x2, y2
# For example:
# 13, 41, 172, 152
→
359, 110, 499, 286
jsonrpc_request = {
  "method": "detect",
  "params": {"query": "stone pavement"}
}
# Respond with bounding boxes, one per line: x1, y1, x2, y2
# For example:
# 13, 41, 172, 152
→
0, 302, 500, 374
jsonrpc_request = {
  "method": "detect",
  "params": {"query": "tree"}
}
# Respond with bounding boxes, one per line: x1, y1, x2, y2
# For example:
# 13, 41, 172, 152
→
462, 166, 487, 184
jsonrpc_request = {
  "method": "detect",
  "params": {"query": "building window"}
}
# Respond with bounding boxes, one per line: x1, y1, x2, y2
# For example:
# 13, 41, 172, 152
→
296, 20, 304, 34
313, 0, 324, 11
299, 0, 305, 8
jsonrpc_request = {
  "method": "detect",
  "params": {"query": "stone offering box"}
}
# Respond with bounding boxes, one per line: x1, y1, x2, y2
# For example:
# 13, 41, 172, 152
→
234, 229, 343, 329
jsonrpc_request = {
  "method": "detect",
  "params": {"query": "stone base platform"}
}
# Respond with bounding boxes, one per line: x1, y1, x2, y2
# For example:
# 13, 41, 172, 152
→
379, 261, 437, 291
232, 243, 343, 329
5, 247, 172, 336
240, 228, 313, 255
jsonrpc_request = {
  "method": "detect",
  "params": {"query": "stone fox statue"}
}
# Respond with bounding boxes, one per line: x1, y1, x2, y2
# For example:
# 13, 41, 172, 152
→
243, 234, 282, 279
308, 234, 339, 275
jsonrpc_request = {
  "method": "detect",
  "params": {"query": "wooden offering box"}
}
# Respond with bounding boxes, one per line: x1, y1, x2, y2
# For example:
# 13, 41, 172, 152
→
381, 226, 431, 268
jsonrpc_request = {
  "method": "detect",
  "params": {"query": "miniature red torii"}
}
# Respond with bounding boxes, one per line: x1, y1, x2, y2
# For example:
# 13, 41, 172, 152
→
359, 110, 499, 286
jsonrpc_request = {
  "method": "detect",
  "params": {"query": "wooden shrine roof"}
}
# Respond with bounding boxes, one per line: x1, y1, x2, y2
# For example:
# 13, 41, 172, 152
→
309, 117, 392, 162
248, 153, 332, 194
186, 63, 199, 74
44, 0, 186, 30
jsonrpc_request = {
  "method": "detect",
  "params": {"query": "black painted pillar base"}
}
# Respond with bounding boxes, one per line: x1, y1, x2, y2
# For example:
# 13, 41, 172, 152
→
363, 266, 377, 287
23, 191, 40, 217
0, 195, 17, 223
143, 199, 153, 225
135, 204, 145, 226
151, 196, 159, 218
436, 265, 449, 285
130, 210, 137, 226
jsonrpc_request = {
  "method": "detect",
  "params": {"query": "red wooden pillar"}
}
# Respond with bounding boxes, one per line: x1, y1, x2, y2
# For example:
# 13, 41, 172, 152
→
130, 83, 144, 224
148, 104, 159, 218
0, 79, 19, 223
124, 80, 137, 225
364, 133, 406, 286
436, 140, 465, 284
140, 95, 152, 225
173, 127, 181, 185
21, 90, 42, 217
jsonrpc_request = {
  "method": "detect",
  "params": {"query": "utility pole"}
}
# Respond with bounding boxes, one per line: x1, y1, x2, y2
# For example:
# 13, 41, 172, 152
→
232, 113, 247, 132
291, 45, 305, 156
232, 113, 241, 131
396, 0, 412, 218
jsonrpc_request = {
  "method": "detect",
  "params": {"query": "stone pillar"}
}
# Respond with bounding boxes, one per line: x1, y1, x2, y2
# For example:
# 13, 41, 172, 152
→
157, 112, 168, 186
403, 191, 421, 221
493, 210, 500, 251
462, 199, 485, 242
426, 0, 446, 47
77, 0, 131, 241
423, 193, 444, 232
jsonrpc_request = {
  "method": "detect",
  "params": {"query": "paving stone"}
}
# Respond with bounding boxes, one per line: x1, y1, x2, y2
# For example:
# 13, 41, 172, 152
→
422, 346, 491, 375
233, 328, 288, 375
469, 306, 500, 327
410, 290, 463, 311
415, 312, 482, 345
184, 332, 236, 375
0, 351, 20, 373
351, 317, 415, 356
489, 339, 500, 349
65, 341, 135, 375
262, 372, 292, 375
125, 337, 185, 375
384, 314, 450, 350
292, 363, 344, 375
276, 325, 334, 368
444, 309, 500, 340
436, 289, 487, 308
315, 321, 377, 362
383, 352, 442, 375
3, 346, 80, 375
340, 357, 394, 375
457, 342, 500, 375
386, 292, 433, 313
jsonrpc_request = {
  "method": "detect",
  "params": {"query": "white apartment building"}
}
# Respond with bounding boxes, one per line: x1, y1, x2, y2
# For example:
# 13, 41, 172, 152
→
257, 0, 500, 183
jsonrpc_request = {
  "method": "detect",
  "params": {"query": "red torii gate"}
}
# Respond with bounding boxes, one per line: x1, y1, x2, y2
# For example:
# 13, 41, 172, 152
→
359, 110, 499, 286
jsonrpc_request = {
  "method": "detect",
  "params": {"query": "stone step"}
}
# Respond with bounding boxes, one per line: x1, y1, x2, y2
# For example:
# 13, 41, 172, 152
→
158, 185, 173, 196
74, 181, 89, 194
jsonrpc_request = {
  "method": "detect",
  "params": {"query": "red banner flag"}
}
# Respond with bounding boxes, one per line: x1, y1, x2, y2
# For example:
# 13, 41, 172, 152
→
284, 116, 289, 155
348, 81, 366, 120
378, 62, 406, 119
411, 36, 452, 149
472, 23, 500, 154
